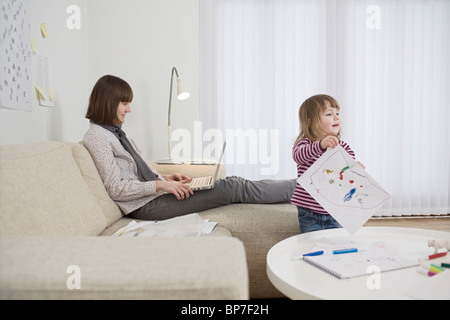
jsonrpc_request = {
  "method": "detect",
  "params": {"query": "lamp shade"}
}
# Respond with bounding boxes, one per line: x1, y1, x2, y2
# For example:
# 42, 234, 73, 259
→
176, 78, 190, 100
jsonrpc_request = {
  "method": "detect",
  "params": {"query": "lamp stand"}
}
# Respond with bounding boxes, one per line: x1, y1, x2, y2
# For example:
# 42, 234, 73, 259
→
157, 67, 189, 164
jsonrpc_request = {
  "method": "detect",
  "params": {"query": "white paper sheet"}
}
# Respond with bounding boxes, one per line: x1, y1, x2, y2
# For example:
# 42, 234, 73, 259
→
112, 213, 217, 238
36, 53, 54, 107
298, 145, 391, 234
0, 0, 32, 111
303, 240, 417, 279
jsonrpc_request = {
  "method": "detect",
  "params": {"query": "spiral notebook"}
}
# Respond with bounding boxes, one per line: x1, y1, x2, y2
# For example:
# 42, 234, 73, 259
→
303, 245, 418, 279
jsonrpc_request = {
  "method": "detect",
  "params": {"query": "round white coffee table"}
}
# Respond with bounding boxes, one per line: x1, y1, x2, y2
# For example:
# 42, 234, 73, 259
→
266, 227, 450, 300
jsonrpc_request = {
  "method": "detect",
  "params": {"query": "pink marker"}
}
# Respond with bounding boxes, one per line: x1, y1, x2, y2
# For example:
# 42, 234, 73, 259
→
417, 268, 437, 277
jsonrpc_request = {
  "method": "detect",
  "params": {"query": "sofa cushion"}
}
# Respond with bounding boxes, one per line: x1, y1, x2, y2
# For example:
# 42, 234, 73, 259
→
0, 142, 106, 236
69, 142, 122, 226
0, 235, 249, 299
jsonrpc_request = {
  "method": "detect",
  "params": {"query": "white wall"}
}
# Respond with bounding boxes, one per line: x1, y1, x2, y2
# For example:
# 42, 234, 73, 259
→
0, 0, 200, 161
0, 0, 89, 144
86, 0, 199, 160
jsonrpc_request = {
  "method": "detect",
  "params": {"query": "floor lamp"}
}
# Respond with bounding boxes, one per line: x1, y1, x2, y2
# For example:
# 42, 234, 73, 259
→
159, 67, 190, 164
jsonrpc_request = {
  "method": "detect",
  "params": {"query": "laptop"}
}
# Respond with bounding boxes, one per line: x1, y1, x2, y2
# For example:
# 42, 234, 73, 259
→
187, 141, 226, 191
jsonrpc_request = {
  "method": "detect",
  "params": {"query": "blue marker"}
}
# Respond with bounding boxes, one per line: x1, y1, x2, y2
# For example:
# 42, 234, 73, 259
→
296, 248, 359, 260
333, 248, 358, 255
303, 250, 324, 257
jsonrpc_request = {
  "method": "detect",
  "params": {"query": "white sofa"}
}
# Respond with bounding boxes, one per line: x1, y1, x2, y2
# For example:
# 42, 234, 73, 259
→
2, 141, 449, 300
0, 141, 299, 299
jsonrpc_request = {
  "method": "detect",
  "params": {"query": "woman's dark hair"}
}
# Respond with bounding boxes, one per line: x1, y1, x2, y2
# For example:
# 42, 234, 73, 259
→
85, 75, 133, 125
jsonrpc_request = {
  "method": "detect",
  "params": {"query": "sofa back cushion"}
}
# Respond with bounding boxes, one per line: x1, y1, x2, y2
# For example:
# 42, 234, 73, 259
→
0, 142, 107, 236
69, 142, 122, 226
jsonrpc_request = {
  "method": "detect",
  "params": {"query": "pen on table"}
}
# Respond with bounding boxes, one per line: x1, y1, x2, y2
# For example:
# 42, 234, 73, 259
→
303, 250, 324, 257
420, 261, 445, 274
418, 252, 447, 266
293, 250, 324, 260
332, 248, 359, 255
423, 252, 447, 261
430, 264, 445, 273
293, 248, 360, 260
417, 268, 437, 277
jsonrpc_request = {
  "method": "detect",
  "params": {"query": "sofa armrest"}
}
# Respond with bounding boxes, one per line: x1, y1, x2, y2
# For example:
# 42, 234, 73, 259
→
0, 235, 248, 300
151, 162, 226, 179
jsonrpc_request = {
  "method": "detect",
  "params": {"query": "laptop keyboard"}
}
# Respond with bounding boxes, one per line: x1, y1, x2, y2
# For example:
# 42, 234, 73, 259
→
188, 176, 212, 187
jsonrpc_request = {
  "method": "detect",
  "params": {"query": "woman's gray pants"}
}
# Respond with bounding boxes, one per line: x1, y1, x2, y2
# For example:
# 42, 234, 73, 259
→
130, 176, 296, 221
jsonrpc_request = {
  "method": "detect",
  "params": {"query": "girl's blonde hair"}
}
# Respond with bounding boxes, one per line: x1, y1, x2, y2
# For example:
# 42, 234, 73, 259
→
294, 94, 341, 145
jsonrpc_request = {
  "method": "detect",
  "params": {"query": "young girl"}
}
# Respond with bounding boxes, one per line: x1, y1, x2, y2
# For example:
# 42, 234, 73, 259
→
83, 75, 296, 221
290, 94, 363, 233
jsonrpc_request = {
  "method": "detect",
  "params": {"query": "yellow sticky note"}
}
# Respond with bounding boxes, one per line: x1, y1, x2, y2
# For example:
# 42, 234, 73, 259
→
30, 37, 37, 53
40, 23, 49, 38
49, 88, 56, 102
35, 86, 47, 100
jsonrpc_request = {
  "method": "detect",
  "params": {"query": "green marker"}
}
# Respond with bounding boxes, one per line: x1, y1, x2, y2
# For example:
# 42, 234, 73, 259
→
430, 264, 445, 273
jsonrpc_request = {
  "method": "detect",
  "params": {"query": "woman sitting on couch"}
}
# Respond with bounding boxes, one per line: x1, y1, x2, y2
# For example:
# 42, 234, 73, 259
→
83, 75, 296, 220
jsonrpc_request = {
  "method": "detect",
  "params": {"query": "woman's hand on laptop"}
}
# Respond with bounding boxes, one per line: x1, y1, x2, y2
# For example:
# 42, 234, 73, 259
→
164, 173, 192, 184
156, 180, 194, 200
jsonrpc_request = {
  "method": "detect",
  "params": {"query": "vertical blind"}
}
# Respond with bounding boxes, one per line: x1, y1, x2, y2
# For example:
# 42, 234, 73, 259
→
199, 0, 450, 216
